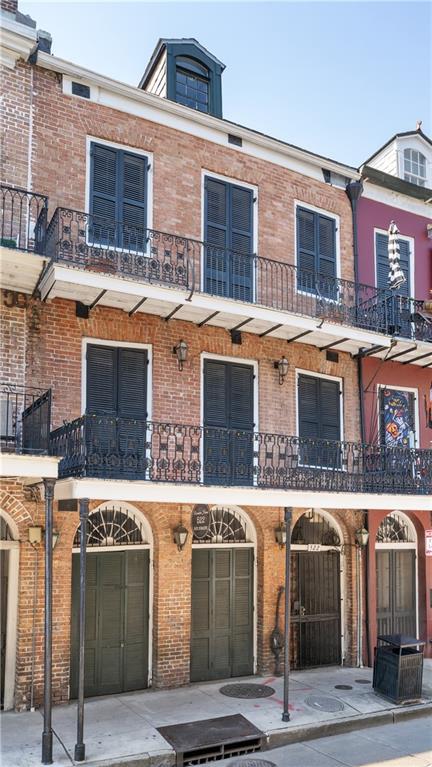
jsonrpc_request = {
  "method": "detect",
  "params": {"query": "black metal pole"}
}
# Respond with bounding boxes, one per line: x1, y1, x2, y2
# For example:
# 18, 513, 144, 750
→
282, 506, 292, 722
42, 478, 55, 765
74, 498, 89, 762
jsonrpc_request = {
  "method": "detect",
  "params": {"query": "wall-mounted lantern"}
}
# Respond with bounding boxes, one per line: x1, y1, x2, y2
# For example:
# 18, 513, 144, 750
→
274, 521, 287, 548
28, 526, 60, 548
354, 527, 369, 548
173, 339, 188, 371
173, 523, 189, 551
274, 356, 289, 385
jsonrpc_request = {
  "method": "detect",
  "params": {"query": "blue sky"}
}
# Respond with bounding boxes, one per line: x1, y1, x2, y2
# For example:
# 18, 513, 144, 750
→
20, 1, 431, 167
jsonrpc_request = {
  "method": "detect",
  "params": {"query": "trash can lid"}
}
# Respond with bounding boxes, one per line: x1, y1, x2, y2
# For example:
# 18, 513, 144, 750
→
377, 633, 425, 648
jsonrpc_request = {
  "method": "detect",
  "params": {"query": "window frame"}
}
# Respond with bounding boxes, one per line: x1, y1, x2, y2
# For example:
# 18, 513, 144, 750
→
376, 383, 419, 449
403, 147, 427, 187
294, 200, 341, 298
373, 227, 414, 295
85, 136, 153, 254
175, 56, 210, 113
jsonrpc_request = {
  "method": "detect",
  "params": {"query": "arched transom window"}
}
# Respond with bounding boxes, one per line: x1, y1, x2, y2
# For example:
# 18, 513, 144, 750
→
74, 505, 148, 548
192, 506, 250, 544
403, 148, 427, 186
292, 510, 341, 547
376, 511, 416, 544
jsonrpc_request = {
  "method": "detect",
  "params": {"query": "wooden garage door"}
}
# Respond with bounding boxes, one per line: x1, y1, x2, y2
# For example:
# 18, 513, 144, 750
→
70, 550, 149, 698
191, 548, 253, 682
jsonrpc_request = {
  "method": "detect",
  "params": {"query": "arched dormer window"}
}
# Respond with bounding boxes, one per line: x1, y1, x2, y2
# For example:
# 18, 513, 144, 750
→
403, 148, 427, 186
175, 56, 209, 113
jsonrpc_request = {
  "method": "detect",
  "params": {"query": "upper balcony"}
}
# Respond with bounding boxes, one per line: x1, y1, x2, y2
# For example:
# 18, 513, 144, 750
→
1, 186, 431, 363
49, 415, 432, 509
0, 383, 58, 479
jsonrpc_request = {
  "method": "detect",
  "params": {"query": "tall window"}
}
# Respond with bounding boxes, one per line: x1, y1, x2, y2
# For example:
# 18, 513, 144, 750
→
296, 206, 337, 297
403, 148, 427, 186
175, 57, 209, 112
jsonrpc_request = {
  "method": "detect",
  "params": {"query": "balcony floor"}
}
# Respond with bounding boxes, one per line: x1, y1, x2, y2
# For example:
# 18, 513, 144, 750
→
0, 245, 47, 294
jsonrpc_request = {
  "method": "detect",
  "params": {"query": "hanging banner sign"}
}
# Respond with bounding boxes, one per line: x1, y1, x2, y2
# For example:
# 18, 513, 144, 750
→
426, 530, 432, 557
192, 505, 210, 540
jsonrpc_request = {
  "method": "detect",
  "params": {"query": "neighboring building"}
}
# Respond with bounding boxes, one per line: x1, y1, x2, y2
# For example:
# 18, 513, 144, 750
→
0, 0, 430, 714
357, 127, 432, 663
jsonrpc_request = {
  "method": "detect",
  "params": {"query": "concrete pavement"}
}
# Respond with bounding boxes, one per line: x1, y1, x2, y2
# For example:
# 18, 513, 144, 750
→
1, 663, 431, 766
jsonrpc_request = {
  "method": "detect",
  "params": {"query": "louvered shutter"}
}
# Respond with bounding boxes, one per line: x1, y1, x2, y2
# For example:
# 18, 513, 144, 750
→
203, 360, 230, 484
232, 548, 254, 676
90, 144, 118, 246
230, 185, 254, 301
212, 549, 232, 678
317, 214, 337, 299
86, 345, 117, 414
298, 374, 320, 439
319, 379, 341, 468
121, 152, 147, 251
297, 207, 317, 293
298, 374, 341, 466
229, 363, 254, 486
297, 208, 337, 297
191, 549, 211, 681
205, 178, 229, 296
376, 233, 410, 294
117, 349, 147, 473
123, 550, 149, 691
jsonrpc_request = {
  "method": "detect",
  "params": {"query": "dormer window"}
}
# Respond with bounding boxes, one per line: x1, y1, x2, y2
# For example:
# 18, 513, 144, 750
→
175, 57, 209, 112
403, 148, 427, 186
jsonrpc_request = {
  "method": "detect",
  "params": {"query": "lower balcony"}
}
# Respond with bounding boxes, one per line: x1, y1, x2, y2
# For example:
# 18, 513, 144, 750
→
50, 415, 432, 499
0, 384, 58, 479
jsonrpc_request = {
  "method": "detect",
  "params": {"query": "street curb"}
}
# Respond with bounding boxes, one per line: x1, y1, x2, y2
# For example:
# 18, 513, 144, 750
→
265, 702, 432, 749
82, 751, 175, 767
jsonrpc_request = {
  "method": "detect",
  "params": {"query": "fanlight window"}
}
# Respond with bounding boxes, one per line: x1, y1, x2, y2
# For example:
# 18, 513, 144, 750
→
292, 510, 341, 546
376, 512, 415, 544
403, 148, 427, 187
0, 516, 13, 541
74, 506, 146, 547
193, 507, 248, 544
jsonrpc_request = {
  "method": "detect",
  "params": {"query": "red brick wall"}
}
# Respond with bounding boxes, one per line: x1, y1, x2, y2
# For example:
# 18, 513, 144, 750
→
1, 0, 18, 13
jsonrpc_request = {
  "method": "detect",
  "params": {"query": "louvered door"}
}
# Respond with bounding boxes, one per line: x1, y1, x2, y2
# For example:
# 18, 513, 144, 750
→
90, 142, 148, 250
70, 550, 149, 697
298, 374, 341, 467
203, 360, 254, 486
191, 548, 253, 682
204, 177, 254, 301
86, 344, 148, 479
376, 550, 416, 637
375, 232, 412, 336
296, 206, 337, 298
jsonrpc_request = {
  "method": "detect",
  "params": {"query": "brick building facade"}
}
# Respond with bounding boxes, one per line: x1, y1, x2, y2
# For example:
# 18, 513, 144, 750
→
0, 2, 430, 719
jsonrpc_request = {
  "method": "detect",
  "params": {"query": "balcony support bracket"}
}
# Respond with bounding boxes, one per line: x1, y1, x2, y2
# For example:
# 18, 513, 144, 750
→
402, 350, 432, 365
319, 338, 348, 351
128, 297, 148, 316
287, 330, 312, 344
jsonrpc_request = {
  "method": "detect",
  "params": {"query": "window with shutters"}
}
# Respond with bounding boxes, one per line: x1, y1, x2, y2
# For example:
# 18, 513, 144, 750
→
297, 372, 342, 467
296, 205, 338, 298
89, 142, 149, 252
375, 231, 411, 296
203, 175, 255, 302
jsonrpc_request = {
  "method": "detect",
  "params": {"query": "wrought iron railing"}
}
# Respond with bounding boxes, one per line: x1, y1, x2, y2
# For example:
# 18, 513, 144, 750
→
42, 207, 432, 343
50, 415, 432, 494
0, 185, 48, 253
0, 384, 52, 454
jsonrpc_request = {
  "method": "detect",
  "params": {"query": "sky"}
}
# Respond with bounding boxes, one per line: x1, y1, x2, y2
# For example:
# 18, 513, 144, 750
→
20, 1, 431, 168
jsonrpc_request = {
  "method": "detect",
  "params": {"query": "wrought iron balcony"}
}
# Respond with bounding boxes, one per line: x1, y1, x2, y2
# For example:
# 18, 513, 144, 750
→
0, 384, 52, 454
43, 207, 431, 343
50, 415, 432, 495
0, 185, 48, 253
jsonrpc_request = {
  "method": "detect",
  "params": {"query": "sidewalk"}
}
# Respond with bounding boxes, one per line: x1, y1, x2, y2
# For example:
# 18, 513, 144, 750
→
2, 663, 432, 767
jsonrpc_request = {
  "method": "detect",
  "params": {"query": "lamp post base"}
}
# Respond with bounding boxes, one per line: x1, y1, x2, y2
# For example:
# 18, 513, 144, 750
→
41, 732, 53, 764
74, 743, 86, 762
282, 712, 290, 722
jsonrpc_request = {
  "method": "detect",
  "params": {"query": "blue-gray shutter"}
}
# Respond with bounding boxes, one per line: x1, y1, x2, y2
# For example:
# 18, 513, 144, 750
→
296, 207, 336, 296
203, 360, 253, 485
117, 349, 148, 471
376, 233, 410, 295
204, 177, 253, 300
90, 144, 118, 246
86, 344, 117, 414
298, 374, 341, 466
121, 152, 147, 250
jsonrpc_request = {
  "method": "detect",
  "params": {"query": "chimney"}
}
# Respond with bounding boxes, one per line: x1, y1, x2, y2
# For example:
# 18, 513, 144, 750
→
37, 29, 52, 54
1, 0, 18, 15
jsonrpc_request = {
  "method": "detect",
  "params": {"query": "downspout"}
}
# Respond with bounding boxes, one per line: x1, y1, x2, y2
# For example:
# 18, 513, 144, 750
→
346, 179, 371, 666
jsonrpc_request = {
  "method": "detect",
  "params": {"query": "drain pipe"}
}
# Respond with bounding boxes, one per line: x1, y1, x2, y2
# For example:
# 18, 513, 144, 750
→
30, 541, 39, 711
346, 179, 371, 667
282, 507, 293, 722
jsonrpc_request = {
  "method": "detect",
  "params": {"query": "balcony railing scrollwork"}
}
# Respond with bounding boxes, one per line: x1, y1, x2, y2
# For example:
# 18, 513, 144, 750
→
49, 415, 432, 495
0, 185, 48, 253
1, 384, 52, 454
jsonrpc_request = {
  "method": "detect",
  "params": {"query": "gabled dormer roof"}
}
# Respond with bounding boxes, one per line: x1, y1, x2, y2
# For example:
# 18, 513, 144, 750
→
139, 37, 225, 90
362, 127, 432, 167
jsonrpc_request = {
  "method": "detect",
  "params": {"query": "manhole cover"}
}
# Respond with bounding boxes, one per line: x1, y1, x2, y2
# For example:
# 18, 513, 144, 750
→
355, 679, 371, 684
220, 683, 275, 699
305, 695, 345, 712
230, 761, 276, 767
335, 684, 352, 690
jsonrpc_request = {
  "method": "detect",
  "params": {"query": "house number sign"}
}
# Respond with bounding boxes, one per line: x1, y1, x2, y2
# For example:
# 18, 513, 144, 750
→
307, 543, 323, 551
191, 505, 210, 540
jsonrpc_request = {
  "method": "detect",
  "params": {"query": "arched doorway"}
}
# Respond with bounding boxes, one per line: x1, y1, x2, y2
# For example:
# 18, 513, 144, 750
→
70, 503, 152, 698
291, 509, 343, 669
376, 511, 417, 637
0, 511, 19, 710
190, 505, 256, 682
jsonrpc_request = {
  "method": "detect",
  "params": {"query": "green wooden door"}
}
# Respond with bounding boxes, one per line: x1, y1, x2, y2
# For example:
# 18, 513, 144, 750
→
70, 550, 149, 697
191, 547, 253, 682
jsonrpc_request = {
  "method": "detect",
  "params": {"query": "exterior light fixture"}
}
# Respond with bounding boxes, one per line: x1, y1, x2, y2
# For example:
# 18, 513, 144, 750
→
354, 527, 369, 548
173, 340, 188, 371
274, 522, 287, 548
274, 356, 289, 385
173, 523, 189, 551
28, 526, 60, 548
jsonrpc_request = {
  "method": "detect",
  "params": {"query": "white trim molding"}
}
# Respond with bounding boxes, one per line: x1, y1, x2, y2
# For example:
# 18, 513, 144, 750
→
0, 508, 20, 710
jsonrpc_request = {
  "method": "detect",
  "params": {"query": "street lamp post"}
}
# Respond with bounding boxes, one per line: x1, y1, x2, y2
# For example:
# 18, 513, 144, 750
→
42, 478, 55, 765
74, 498, 89, 762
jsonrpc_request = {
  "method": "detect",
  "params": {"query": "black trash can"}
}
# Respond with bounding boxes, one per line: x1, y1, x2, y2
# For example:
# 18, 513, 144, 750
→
373, 634, 425, 704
